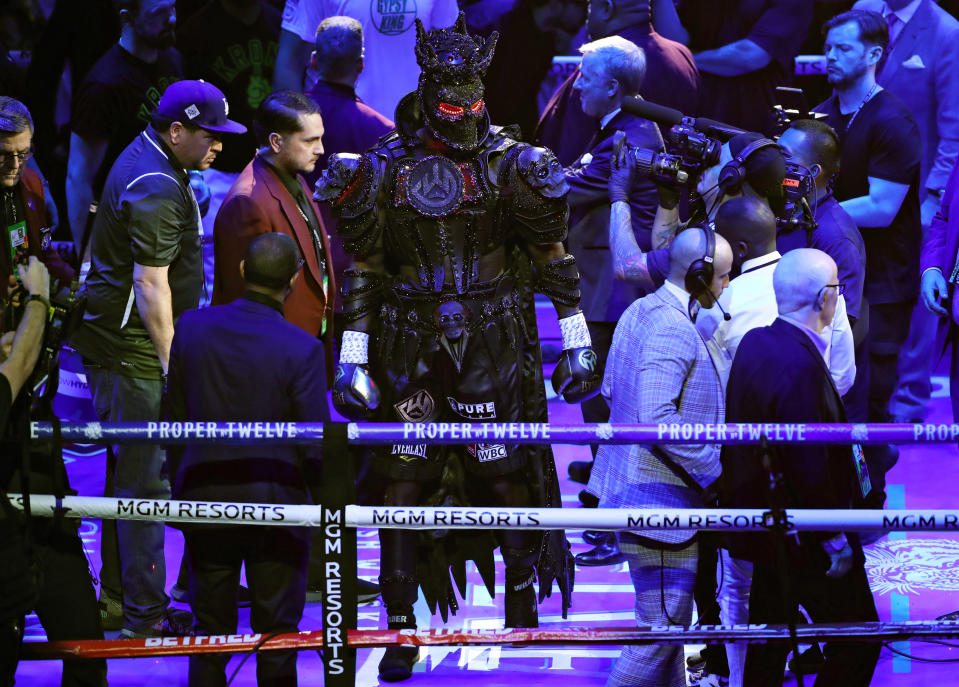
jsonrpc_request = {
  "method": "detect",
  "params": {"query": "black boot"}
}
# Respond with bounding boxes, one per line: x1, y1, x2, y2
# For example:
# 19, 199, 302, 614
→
378, 602, 419, 682
504, 569, 538, 628
378, 571, 420, 682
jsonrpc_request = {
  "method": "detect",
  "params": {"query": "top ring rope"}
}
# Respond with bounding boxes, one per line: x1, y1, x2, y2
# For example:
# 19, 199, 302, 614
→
27, 421, 959, 445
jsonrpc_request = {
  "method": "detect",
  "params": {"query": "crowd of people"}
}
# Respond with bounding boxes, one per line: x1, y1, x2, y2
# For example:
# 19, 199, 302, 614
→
2, 0, 959, 685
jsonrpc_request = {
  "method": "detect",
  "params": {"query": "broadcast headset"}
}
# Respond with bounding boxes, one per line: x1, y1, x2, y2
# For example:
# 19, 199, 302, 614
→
684, 224, 731, 321
717, 137, 781, 196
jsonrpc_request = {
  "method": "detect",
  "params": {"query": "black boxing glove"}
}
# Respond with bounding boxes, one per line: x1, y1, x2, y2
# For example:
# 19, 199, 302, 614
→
332, 363, 380, 420
552, 347, 602, 403
332, 331, 380, 420
550, 313, 601, 403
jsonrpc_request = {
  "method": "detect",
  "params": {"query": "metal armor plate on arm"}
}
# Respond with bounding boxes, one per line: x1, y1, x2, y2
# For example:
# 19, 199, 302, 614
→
314, 151, 385, 255
503, 144, 570, 245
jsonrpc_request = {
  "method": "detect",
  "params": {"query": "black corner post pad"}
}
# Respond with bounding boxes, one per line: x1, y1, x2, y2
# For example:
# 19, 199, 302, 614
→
319, 422, 357, 686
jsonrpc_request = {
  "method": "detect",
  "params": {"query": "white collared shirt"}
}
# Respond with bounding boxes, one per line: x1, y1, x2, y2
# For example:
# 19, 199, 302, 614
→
882, 0, 921, 44
599, 107, 622, 132
780, 315, 830, 357
661, 279, 732, 391
698, 250, 857, 395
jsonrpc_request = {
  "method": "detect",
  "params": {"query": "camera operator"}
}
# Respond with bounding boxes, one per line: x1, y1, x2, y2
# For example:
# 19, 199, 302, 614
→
0, 256, 107, 686
608, 130, 787, 291
776, 119, 866, 329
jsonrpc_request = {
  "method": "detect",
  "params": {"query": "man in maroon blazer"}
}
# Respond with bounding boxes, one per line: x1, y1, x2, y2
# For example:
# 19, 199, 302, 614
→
920, 161, 959, 420
212, 90, 335, 364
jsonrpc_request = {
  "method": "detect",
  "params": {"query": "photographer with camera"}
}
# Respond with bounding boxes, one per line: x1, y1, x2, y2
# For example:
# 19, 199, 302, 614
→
1, 256, 107, 686
608, 128, 788, 292
0, 96, 74, 308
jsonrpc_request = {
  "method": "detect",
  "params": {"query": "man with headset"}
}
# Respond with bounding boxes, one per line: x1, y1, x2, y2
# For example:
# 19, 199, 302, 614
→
585, 225, 733, 687
607, 131, 787, 292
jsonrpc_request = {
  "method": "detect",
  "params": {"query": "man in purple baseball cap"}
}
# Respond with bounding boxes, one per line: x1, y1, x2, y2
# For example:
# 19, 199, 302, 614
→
156, 79, 248, 137
71, 78, 246, 639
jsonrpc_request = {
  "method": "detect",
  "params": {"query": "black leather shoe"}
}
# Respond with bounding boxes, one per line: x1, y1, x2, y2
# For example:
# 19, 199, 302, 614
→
568, 460, 593, 484
578, 489, 599, 508
574, 538, 624, 566
582, 530, 611, 546
378, 646, 418, 682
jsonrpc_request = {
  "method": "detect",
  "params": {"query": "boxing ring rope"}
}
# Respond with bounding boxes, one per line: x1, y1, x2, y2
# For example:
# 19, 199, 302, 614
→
19, 420, 959, 680
8, 495, 959, 532
20, 622, 959, 661
28, 420, 959, 445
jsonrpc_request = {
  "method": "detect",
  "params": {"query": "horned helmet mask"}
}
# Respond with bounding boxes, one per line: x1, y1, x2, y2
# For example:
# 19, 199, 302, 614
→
414, 14, 497, 151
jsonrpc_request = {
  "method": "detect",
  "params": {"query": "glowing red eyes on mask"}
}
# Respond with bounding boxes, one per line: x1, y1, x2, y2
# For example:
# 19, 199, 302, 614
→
437, 100, 485, 118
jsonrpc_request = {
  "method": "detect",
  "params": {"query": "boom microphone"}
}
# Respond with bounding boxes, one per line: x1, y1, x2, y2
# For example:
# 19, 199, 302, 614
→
621, 97, 747, 141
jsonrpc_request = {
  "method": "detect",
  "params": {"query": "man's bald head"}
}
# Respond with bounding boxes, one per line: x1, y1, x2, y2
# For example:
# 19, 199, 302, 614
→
668, 226, 734, 305
715, 196, 778, 266
774, 248, 838, 318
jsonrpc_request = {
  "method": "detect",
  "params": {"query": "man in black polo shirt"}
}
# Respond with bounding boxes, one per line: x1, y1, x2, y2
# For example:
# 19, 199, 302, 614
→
813, 10, 922, 508
71, 80, 246, 638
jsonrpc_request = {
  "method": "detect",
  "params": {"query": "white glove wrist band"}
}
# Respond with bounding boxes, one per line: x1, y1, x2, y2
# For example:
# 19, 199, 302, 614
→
558, 312, 591, 349
340, 330, 369, 364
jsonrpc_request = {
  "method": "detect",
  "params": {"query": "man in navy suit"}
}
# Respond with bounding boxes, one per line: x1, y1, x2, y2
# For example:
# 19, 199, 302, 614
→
167, 233, 328, 686
722, 248, 879, 686
563, 36, 664, 565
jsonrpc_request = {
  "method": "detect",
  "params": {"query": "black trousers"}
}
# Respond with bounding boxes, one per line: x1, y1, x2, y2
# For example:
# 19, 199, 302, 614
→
0, 519, 106, 687
185, 527, 309, 687
745, 556, 879, 686
580, 322, 617, 460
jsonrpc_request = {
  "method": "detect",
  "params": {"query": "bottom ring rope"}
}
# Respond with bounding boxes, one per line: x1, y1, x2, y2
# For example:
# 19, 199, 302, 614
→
19, 621, 959, 660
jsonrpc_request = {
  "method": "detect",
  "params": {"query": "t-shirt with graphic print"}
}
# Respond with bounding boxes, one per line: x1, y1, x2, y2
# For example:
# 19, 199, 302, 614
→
71, 44, 183, 196
179, 1, 282, 172
282, 0, 459, 119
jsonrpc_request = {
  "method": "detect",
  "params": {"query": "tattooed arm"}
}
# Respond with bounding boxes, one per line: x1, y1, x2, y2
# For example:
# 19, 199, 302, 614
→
609, 200, 656, 290
652, 205, 682, 250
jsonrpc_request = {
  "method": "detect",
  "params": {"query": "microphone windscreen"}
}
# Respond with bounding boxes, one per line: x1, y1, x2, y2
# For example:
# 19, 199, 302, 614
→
621, 97, 683, 126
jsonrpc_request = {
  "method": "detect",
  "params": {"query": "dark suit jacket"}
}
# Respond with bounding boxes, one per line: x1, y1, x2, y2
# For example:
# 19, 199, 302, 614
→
167, 295, 328, 526
856, 0, 959, 192
212, 156, 335, 365
920, 161, 959, 355
722, 317, 863, 564
535, 23, 699, 165
565, 110, 662, 322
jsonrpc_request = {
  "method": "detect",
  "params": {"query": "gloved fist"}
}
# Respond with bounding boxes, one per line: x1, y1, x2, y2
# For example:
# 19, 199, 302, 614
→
609, 131, 634, 204
332, 363, 380, 420
551, 347, 601, 403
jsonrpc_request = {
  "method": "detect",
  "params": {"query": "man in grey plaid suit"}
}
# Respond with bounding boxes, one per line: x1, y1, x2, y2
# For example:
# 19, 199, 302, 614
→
586, 226, 734, 687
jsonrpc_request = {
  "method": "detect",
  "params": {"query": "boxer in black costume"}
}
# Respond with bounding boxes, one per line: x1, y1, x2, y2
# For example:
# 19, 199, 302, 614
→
315, 15, 599, 681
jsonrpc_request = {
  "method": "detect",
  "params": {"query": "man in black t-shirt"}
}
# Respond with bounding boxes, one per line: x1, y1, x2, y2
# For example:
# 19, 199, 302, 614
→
66, 0, 183, 255
677, 0, 812, 135
178, 0, 282, 303
814, 9, 922, 508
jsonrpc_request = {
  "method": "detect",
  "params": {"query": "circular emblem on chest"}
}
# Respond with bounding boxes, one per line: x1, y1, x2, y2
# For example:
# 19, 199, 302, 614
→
406, 155, 464, 217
